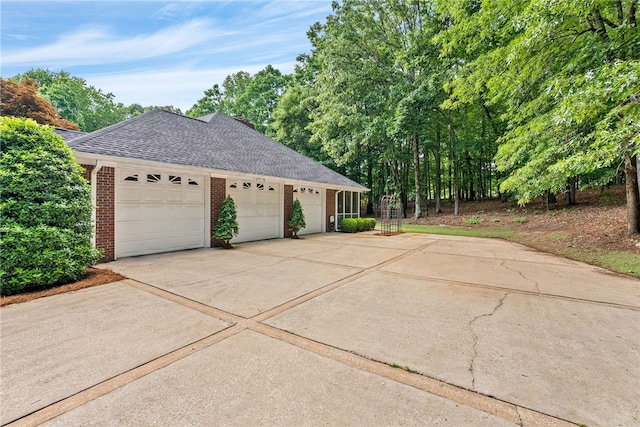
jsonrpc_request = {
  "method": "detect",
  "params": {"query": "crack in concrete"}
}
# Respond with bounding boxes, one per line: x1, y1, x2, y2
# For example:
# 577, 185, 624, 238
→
500, 260, 541, 293
468, 293, 508, 390
515, 406, 524, 427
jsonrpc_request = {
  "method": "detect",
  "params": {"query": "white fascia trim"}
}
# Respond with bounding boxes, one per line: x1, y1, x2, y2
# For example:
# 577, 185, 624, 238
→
73, 151, 368, 192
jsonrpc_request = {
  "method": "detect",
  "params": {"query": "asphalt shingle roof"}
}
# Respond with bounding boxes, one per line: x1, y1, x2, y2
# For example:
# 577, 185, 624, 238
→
68, 110, 365, 190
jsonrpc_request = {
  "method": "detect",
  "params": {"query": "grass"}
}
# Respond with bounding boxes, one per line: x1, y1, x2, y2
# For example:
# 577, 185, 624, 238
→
511, 216, 527, 223
389, 224, 640, 279
389, 363, 419, 374
400, 224, 515, 239
463, 215, 484, 224
559, 248, 640, 277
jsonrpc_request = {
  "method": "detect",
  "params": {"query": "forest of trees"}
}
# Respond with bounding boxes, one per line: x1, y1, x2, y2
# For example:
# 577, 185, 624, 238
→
2, 0, 638, 234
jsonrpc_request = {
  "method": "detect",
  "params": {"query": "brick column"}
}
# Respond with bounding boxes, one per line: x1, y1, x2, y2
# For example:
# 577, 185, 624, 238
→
79, 164, 93, 181
283, 185, 294, 238
96, 167, 115, 261
210, 177, 226, 247
326, 189, 336, 232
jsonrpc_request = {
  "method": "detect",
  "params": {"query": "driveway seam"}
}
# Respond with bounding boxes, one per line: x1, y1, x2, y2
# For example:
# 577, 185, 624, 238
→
4, 325, 243, 427
374, 269, 640, 310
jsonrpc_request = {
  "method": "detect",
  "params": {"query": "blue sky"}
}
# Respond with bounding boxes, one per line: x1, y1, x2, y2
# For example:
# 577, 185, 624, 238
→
1, 0, 333, 112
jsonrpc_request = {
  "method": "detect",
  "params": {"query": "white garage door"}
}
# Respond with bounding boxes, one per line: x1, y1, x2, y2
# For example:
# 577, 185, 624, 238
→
294, 186, 323, 235
227, 179, 280, 243
116, 169, 206, 258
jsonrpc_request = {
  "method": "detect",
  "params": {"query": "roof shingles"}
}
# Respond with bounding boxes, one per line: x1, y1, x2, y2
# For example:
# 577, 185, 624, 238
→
68, 110, 364, 190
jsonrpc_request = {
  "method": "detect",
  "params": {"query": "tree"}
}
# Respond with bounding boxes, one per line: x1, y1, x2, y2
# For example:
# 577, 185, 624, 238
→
213, 196, 239, 249
186, 66, 290, 133
0, 78, 79, 130
9, 69, 180, 132
0, 117, 101, 295
288, 199, 307, 238
437, 0, 639, 234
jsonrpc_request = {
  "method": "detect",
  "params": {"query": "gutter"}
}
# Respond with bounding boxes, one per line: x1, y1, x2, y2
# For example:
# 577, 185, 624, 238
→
90, 161, 104, 247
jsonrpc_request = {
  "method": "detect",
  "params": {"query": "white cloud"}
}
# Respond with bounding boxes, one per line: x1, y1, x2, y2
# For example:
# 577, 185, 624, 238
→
85, 61, 297, 112
2, 19, 223, 67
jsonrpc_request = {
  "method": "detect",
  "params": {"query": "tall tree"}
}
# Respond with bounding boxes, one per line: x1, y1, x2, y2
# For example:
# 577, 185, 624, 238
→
437, 0, 639, 234
0, 78, 79, 130
187, 66, 290, 133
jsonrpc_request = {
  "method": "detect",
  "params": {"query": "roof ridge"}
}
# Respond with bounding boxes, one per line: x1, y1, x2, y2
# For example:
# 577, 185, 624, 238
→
69, 110, 154, 146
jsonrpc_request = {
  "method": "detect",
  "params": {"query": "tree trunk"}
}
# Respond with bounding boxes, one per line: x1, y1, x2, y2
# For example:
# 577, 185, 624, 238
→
565, 177, 577, 205
412, 133, 422, 219
625, 154, 640, 235
449, 113, 459, 216
434, 126, 442, 213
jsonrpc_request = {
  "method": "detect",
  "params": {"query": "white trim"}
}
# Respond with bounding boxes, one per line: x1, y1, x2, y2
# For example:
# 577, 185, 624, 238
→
204, 176, 211, 248
279, 182, 285, 238
73, 151, 367, 192
89, 161, 104, 247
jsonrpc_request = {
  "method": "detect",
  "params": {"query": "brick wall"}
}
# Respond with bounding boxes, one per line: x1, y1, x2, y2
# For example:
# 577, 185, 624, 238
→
283, 185, 293, 238
326, 189, 336, 232
95, 167, 115, 261
79, 164, 93, 181
210, 177, 226, 247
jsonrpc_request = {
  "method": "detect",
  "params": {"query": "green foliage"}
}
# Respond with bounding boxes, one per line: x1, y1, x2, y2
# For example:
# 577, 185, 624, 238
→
187, 65, 291, 134
366, 217, 377, 230
437, 0, 640, 208
512, 217, 527, 224
340, 218, 358, 233
0, 117, 101, 295
341, 217, 376, 232
288, 199, 306, 237
213, 196, 239, 247
12, 69, 182, 131
464, 216, 484, 224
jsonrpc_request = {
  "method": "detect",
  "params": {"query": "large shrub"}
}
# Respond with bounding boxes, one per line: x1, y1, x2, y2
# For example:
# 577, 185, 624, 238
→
0, 117, 101, 295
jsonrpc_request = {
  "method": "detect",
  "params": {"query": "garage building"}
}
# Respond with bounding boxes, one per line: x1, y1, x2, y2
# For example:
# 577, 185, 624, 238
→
65, 110, 365, 260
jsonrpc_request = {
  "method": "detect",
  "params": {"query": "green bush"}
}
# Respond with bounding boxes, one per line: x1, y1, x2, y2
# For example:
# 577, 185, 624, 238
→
288, 199, 306, 238
355, 217, 366, 231
367, 218, 377, 230
0, 117, 101, 295
340, 218, 358, 233
214, 195, 239, 248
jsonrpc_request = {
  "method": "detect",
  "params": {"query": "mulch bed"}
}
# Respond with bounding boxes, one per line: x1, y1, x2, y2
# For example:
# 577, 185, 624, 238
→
1, 268, 126, 307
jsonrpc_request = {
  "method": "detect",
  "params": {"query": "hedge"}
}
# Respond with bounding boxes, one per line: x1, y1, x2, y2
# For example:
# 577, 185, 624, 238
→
340, 217, 377, 233
0, 117, 101, 295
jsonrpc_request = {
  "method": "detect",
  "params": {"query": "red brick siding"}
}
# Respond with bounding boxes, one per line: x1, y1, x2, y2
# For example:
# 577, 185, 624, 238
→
210, 177, 226, 247
79, 164, 93, 181
326, 189, 336, 232
283, 185, 294, 238
96, 167, 115, 261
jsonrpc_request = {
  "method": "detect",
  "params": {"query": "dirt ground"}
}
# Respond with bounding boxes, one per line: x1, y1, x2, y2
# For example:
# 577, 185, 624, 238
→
406, 185, 640, 254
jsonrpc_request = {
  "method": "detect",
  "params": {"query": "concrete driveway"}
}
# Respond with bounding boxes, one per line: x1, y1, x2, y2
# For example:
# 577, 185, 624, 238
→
1, 232, 639, 426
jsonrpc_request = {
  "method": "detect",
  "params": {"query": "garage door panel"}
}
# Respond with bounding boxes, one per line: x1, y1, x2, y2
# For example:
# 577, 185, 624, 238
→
143, 189, 163, 202
166, 189, 184, 202
118, 188, 141, 202
116, 169, 206, 258
185, 191, 203, 203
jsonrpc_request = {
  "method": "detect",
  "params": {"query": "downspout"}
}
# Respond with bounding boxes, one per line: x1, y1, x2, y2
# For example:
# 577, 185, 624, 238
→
90, 161, 104, 247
